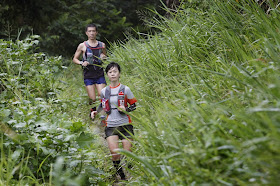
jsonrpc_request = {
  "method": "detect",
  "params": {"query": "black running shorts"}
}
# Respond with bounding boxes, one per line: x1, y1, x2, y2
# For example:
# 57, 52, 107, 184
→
105, 125, 134, 140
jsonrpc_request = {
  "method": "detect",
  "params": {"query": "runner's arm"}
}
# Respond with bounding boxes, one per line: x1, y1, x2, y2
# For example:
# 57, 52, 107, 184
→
100, 43, 107, 60
73, 43, 84, 65
96, 91, 104, 113
97, 103, 103, 113
73, 43, 90, 66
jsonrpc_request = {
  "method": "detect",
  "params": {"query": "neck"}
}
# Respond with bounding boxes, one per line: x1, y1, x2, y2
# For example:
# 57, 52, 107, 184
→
87, 39, 97, 44
110, 81, 120, 88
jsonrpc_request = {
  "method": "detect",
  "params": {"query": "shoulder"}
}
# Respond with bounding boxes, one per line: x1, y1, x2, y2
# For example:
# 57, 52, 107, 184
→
122, 85, 136, 102
79, 41, 87, 46
78, 42, 86, 50
98, 41, 105, 48
123, 85, 132, 93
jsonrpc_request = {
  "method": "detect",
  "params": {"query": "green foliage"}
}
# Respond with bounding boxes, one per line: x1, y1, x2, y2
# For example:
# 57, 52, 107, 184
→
1, 0, 280, 185
108, 0, 280, 185
0, 35, 64, 100
0, 37, 109, 185
38, 0, 133, 56
0, 0, 163, 57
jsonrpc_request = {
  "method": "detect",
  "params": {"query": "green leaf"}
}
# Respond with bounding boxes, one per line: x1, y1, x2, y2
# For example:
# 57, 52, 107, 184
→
76, 132, 96, 148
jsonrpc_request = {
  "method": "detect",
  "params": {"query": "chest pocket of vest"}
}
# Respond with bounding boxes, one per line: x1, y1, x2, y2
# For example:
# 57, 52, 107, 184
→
84, 41, 103, 65
86, 48, 94, 64
104, 85, 127, 115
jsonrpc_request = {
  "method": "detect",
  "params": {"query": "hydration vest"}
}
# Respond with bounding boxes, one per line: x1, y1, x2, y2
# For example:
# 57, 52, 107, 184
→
103, 85, 127, 115
83, 41, 104, 65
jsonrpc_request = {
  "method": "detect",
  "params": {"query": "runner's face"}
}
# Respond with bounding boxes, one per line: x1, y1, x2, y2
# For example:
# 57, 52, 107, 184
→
107, 67, 120, 82
86, 27, 97, 40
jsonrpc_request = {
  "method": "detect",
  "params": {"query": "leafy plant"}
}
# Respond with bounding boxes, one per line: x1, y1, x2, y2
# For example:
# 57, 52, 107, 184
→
0, 37, 110, 184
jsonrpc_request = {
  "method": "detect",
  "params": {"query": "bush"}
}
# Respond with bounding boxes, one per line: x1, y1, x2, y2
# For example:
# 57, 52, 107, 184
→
0, 37, 107, 185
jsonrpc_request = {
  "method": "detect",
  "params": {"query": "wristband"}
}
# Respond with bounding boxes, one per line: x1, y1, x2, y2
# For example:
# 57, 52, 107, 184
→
126, 103, 136, 112
79, 61, 83, 65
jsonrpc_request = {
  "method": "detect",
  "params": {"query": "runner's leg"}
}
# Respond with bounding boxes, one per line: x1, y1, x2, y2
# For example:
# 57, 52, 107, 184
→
122, 139, 132, 152
86, 84, 96, 103
96, 83, 106, 97
107, 135, 126, 180
96, 84, 106, 116
107, 135, 120, 160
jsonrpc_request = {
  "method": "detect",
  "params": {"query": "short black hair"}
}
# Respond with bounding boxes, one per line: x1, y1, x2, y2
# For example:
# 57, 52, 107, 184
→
105, 62, 121, 74
85, 24, 98, 32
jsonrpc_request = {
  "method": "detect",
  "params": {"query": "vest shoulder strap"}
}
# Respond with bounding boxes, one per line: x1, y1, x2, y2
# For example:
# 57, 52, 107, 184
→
105, 86, 111, 100
98, 41, 103, 47
84, 41, 90, 49
105, 85, 125, 98
98, 41, 103, 56
84, 41, 104, 50
119, 84, 125, 94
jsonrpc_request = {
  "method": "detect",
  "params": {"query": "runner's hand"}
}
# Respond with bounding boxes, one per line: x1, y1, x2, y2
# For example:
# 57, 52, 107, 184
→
91, 111, 97, 119
118, 105, 126, 112
82, 61, 90, 66
100, 53, 107, 60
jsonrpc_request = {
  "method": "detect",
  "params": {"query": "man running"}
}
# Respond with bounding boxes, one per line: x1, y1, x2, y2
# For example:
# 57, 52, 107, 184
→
73, 23, 107, 104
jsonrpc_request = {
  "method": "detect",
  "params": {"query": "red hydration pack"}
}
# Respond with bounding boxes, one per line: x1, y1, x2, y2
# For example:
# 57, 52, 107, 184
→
102, 85, 126, 114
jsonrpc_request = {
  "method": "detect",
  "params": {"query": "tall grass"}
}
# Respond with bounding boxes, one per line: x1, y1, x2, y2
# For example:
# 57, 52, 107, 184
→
1, 0, 279, 185
109, 0, 280, 185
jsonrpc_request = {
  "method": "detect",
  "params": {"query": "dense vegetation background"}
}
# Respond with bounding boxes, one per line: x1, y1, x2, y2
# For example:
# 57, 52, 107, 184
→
1, 0, 280, 185
0, 0, 165, 57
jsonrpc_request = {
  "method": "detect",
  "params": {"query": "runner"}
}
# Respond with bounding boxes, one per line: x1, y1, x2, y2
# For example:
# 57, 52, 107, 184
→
73, 23, 107, 104
91, 62, 137, 180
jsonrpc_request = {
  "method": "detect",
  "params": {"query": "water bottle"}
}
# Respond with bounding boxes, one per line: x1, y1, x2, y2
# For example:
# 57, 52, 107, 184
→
86, 51, 94, 64
102, 98, 110, 113
118, 91, 125, 108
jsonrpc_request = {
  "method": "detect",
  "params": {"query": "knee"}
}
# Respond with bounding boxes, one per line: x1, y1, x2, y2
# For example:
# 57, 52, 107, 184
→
90, 97, 96, 102
111, 152, 120, 161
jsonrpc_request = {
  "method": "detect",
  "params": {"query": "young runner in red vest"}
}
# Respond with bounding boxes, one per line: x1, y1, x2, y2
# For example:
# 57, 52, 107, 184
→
91, 62, 137, 180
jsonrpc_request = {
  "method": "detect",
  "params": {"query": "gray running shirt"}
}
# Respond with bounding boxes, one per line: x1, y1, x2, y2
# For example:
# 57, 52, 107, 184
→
100, 84, 137, 127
